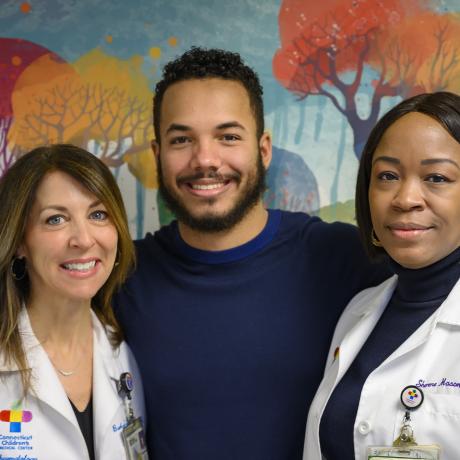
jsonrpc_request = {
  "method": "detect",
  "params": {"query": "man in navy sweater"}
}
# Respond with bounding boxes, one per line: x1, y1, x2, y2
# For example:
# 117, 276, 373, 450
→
115, 47, 388, 459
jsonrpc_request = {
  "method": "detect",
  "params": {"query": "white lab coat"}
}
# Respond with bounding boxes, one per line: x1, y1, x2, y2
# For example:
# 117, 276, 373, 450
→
0, 309, 146, 460
304, 275, 460, 460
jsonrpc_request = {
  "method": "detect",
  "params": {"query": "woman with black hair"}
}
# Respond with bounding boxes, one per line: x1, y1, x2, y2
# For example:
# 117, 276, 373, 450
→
305, 92, 460, 460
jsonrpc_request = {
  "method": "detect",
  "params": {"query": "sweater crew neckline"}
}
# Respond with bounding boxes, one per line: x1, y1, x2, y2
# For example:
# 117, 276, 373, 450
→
172, 209, 281, 264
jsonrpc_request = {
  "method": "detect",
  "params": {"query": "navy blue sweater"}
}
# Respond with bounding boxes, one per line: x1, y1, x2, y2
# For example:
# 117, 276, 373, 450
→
115, 210, 388, 460
320, 247, 460, 459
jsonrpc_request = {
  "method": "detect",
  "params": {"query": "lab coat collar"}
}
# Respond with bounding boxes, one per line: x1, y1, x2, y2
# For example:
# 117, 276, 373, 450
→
336, 276, 397, 381
374, 273, 460, 366
18, 308, 78, 427
350, 273, 460, 326
348, 271, 460, 321
433, 277, 460, 326
350, 275, 398, 317
0, 348, 18, 371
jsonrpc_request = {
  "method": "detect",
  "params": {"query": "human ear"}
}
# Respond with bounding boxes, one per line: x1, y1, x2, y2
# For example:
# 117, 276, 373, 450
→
259, 132, 272, 169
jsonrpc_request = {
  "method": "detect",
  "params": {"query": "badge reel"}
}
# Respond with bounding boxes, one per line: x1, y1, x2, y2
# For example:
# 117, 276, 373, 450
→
367, 386, 441, 459
118, 372, 149, 460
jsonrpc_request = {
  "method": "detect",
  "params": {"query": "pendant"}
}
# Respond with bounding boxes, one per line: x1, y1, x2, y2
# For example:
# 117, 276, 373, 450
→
57, 368, 75, 377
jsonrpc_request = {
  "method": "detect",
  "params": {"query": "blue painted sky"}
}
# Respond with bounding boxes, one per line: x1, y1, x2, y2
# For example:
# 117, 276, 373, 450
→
0, 0, 286, 112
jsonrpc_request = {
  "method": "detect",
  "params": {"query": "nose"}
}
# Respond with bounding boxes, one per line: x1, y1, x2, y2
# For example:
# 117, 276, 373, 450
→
189, 139, 222, 171
391, 178, 425, 211
68, 220, 95, 249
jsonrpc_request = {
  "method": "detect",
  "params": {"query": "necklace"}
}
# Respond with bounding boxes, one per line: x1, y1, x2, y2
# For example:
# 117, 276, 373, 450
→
55, 367, 76, 377
49, 352, 84, 377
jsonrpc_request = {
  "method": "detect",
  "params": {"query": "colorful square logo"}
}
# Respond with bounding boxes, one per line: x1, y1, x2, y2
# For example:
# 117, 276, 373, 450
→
0, 409, 32, 432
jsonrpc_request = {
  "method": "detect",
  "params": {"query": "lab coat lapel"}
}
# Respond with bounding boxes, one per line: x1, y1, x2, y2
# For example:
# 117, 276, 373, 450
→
19, 309, 78, 426
92, 312, 124, 456
381, 276, 460, 365
436, 277, 460, 325
335, 277, 397, 383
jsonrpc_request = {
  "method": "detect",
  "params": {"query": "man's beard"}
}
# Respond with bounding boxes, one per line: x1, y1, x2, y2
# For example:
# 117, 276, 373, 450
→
157, 152, 266, 233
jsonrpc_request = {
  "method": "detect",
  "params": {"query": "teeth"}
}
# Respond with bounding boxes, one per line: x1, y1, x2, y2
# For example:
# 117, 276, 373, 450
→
63, 261, 96, 271
191, 183, 224, 190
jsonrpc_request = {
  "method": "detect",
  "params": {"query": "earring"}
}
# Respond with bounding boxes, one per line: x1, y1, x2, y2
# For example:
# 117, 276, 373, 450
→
10, 257, 27, 281
371, 229, 383, 247
114, 250, 120, 267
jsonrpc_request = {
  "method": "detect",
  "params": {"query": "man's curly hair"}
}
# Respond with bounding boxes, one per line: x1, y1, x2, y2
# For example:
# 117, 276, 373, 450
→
153, 47, 264, 143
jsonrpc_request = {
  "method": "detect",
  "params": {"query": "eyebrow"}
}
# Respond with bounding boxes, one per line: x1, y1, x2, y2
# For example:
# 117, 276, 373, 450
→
421, 158, 460, 169
165, 123, 191, 135
372, 156, 460, 170
38, 200, 102, 213
216, 121, 246, 131
165, 121, 246, 135
372, 155, 400, 166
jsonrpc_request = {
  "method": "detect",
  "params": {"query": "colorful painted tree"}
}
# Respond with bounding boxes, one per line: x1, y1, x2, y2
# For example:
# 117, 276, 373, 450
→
72, 49, 155, 179
0, 38, 65, 175
9, 53, 83, 153
273, 0, 460, 157
10, 49, 156, 186
373, 12, 460, 95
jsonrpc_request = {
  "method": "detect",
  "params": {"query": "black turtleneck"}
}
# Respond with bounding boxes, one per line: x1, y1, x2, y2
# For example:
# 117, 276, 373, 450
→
319, 247, 460, 460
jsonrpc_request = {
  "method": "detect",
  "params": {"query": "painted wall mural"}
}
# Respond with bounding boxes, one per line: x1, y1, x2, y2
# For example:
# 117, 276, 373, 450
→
1, 0, 459, 237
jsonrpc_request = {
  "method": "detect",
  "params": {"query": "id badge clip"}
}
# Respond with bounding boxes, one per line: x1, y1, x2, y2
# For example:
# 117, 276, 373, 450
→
367, 386, 441, 460
117, 372, 149, 460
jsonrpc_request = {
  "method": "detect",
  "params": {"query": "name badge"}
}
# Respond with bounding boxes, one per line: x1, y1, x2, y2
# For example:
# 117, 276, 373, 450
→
122, 417, 148, 460
117, 372, 149, 460
367, 386, 440, 460
367, 445, 440, 459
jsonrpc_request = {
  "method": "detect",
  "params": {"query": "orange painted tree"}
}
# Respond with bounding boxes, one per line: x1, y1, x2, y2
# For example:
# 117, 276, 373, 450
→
373, 12, 460, 95
9, 53, 83, 153
72, 49, 155, 181
10, 49, 156, 187
273, 0, 460, 157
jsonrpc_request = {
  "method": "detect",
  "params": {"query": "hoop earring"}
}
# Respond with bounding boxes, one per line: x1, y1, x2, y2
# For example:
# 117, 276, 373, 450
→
10, 257, 27, 281
371, 229, 383, 247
